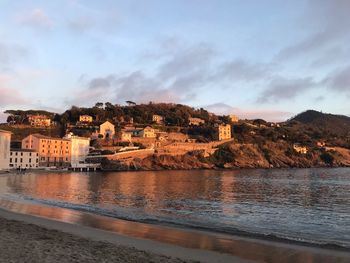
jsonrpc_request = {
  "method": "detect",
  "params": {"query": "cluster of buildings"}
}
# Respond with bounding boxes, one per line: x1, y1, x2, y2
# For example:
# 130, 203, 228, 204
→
0, 129, 90, 171
0, 113, 236, 171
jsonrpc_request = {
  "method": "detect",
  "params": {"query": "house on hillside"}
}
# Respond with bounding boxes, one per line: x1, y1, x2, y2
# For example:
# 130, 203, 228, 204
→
79, 115, 93, 123
189, 117, 205, 126
293, 143, 308, 154
152, 114, 164, 124
217, 124, 232, 141
28, 115, 51, 127
0, 130, 11, 170
123, 126, 156, 138
229, 115, 239, 123
99, 121, 115, 139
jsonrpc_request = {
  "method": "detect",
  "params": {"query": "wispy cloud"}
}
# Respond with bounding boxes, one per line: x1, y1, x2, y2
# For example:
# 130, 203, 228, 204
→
18, 8, 53, 30
257, 76, 318, 103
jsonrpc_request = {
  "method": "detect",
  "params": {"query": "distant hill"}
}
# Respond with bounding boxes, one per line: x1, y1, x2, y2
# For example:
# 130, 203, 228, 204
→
288, 110, 350, 137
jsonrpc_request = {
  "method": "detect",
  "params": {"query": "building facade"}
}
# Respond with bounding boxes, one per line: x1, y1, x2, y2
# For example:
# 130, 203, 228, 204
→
189, 117, 205, 126
0, 130, 11, 170
99, 121, 115, 139
229, 115, 239, 123
293, 144, 308, 154
64, 134, 90, 166
9, 149, 39, 169
152, 114, 164, 124
217, 124, 232, 141
140, 126, 156, 138
22, 134, 71, 167
79, 115, 93, 123
28, 115, 51, 127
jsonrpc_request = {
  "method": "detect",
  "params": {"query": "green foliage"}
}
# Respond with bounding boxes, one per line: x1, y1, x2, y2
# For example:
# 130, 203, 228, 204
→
209, 145, 235, 167
320, 152, 334, 166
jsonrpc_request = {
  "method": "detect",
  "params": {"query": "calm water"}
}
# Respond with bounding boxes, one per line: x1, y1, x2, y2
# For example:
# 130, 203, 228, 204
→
0, 168, 349, 248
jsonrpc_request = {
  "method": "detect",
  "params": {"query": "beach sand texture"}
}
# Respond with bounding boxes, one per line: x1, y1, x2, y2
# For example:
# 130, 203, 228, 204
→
0, 216, 190, 263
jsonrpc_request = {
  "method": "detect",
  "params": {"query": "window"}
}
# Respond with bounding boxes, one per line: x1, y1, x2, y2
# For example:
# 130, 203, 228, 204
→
20, 158, 23, 163
15, 158, 17, 163
9, 158, 12, 163
29, 158, 32, 163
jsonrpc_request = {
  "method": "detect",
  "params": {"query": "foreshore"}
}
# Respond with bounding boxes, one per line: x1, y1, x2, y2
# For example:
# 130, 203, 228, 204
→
1, 202, 350, 263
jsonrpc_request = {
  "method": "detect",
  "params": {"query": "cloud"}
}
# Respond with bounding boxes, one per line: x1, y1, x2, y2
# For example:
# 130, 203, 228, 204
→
257, 76, 318, 103
213, 59, 270, 82
0, 42, 29, 65
68, 16, 95, 33
275, 0, 350, 61
18, 8, 53, 30
0, 87, 27, 106
323, 65, 350, 94
157, 42, 215, 81
204, 102, 293, 122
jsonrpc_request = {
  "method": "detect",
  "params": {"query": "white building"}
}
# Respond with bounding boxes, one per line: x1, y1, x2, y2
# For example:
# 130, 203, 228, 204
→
9, 149, 39, 169
65, 134, 90, 166
0, 130, 11, 170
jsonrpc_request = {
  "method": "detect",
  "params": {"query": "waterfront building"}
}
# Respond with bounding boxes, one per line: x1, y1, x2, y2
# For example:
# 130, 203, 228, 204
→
9, 149, 39, 169
28, 115, 51, 127
217, 124, 232, 141
99, 121, 115, 139
189, 117, 205, 126
22, 134, 71, 167
64, 134, 90, 166
0, 130, 11, 170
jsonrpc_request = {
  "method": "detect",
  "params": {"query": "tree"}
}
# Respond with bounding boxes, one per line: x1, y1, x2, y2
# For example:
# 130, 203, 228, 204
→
320, 152, 334, 166
126, 101, 136, 106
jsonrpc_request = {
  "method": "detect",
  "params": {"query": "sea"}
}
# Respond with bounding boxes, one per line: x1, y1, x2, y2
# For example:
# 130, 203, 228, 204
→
0, 168, 349, 249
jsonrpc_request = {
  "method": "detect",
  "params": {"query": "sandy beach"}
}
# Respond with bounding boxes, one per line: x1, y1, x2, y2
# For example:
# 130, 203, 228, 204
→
1, 204, 350, 263
0, 216, 190, 263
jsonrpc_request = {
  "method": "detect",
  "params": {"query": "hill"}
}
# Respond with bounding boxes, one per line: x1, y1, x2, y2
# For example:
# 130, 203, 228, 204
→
288, 110, 350, 137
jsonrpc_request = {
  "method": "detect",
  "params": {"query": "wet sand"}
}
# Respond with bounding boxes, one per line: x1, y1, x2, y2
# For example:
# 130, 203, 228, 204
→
0, 203, 349, 263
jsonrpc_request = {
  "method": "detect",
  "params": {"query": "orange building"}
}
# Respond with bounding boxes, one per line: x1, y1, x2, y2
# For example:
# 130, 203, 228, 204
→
22, 134, 71, 167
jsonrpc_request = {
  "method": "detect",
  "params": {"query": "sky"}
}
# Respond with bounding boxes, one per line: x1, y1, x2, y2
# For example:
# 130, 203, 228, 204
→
0, 0, 349, 122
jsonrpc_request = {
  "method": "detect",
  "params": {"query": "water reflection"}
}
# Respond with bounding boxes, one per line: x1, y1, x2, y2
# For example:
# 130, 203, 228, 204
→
2, 169, 350, 249
0, 198, 349, 263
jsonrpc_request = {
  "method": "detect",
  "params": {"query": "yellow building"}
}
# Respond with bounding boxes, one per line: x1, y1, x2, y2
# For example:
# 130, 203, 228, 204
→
99, 121, 115, 139
152, 114, 164, 124
0, 129, 11, 170
217, 124, 232, 141
229, 115, 239, 123
28, 115, 51, 127
189, 117, 205, 126
22, 134, 71, 167
293, 144, 308, 154
141, 126, 156, 138
119, 131, 132, 142
79, 115, 93, 123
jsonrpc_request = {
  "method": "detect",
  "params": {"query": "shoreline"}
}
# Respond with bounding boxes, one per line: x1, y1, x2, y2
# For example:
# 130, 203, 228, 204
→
0, 199, 350, 263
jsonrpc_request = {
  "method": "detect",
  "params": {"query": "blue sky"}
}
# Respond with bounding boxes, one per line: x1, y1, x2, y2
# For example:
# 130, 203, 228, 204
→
0, 0, 349, 121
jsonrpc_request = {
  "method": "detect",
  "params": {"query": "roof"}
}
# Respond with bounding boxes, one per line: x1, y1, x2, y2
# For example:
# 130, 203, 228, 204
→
29, 134, 70, 141
0, 129, 12, 134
